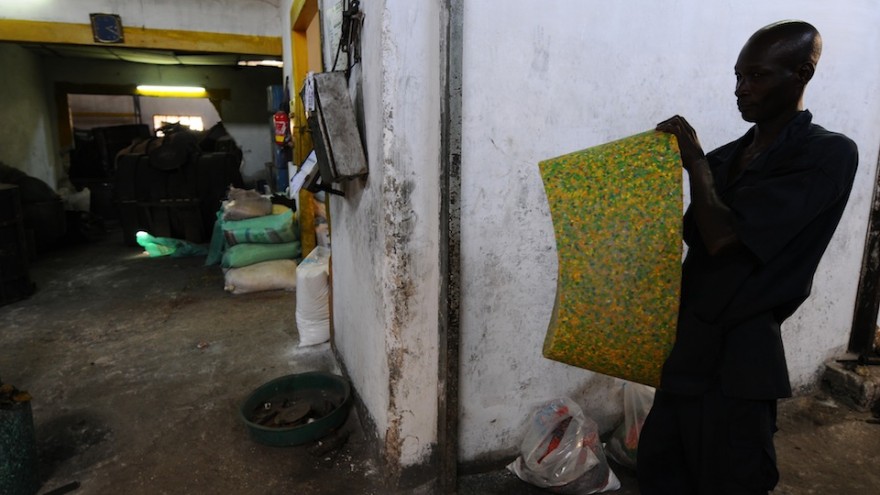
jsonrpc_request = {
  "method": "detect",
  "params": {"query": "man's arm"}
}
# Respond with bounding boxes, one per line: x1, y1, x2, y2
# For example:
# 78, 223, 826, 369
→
657, 115, 740, 255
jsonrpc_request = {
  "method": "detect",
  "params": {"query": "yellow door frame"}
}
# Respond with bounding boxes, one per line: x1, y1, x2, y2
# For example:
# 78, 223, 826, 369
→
290, 0, 321, 257
0, 19, 280, 55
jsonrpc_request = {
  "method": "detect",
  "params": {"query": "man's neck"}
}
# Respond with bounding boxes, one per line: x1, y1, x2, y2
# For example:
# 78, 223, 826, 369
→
750, 107, 802, 151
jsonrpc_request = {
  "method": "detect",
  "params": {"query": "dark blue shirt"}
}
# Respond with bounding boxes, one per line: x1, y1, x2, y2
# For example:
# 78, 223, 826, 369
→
660, 111, 859, 399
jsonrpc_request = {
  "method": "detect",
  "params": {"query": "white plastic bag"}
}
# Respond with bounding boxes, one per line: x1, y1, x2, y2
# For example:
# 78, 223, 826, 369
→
295, 246, 331, 346
507, 398, 620, 494
606, 382, 655, 470
224, 259, 297, 295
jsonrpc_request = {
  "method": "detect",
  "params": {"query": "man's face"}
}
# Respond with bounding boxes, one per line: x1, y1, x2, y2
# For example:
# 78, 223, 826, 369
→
734, 40, 804, 124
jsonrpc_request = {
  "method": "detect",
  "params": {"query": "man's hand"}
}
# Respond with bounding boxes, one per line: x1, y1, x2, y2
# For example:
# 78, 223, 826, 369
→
656, 116, 740, 255
656, 115, 706, 169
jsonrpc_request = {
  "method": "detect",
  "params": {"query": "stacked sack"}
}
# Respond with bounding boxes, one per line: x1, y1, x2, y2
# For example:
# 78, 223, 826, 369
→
295, 246, 331, 347
206, 187, 302, 294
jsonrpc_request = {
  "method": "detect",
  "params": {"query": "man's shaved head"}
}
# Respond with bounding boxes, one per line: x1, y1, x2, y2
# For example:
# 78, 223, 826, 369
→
734, 21, 822, 123
745, 20, 822, 70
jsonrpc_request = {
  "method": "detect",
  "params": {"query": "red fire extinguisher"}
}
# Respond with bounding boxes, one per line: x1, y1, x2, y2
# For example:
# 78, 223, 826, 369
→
273, 110, 290, 147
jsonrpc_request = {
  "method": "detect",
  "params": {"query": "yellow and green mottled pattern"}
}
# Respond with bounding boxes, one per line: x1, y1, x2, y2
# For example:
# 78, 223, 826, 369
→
540, 131, 682, 387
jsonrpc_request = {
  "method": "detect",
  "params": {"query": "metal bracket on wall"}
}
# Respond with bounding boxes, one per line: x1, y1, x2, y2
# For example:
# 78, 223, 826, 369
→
332, 0, 363, 75
302, 71, 368, 197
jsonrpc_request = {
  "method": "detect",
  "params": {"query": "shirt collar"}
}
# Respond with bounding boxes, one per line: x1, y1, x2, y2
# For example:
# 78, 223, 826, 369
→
716, 110, 813, 188
761, 110, 813, 156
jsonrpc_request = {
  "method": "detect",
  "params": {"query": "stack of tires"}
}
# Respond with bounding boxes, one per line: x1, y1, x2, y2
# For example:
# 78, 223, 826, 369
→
0, 163, 65, 255
0, 184, 35, 306
115, 125, 244, 246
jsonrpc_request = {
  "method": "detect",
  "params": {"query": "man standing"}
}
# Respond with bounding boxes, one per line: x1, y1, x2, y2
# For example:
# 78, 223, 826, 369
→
638, 20, 858, 494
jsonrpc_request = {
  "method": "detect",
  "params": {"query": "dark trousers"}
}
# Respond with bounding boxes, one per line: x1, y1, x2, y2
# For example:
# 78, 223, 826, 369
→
637, 385, 779, 495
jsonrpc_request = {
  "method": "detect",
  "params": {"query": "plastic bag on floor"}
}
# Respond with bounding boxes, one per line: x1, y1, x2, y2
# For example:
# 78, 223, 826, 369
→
606, 382, 655, 470
507, 398, 620, 494
136, 231, 208, 258
295, 246, 331, 346
224, 259, 298, 294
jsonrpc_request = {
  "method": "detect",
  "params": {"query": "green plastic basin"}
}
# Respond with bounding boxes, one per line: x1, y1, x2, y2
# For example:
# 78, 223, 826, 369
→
239, 372, 351, 447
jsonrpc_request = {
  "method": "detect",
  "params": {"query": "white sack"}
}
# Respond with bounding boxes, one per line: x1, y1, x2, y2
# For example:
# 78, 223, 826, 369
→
224, 259, 298, 295
295, 246, 331, 346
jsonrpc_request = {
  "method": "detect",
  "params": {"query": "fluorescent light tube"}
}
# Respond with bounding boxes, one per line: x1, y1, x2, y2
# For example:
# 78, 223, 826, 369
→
136, 85, 207, 97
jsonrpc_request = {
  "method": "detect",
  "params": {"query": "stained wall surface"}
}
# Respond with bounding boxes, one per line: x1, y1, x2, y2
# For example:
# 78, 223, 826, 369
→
281, 0, 443, 473
0, 44, 56, 185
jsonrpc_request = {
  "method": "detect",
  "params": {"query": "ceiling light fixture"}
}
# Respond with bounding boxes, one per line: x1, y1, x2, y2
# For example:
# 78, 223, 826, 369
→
237, 60, 284, 68
135, 85, 207, 97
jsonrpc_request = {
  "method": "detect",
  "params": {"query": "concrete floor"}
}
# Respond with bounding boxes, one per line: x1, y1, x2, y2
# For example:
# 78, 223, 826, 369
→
3, 228, 880, 494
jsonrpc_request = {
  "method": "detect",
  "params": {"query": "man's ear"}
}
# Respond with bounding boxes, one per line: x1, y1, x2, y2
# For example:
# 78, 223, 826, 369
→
798, 62, 815, 83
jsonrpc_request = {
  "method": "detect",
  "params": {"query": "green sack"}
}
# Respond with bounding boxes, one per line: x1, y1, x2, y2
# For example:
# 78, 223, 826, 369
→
221, 241, 302, 268
205, 215, 226, 266
221, 210, 298, 245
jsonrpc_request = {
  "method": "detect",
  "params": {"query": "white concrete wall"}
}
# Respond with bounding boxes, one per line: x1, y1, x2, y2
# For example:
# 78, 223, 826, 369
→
373, 0, 442, 469
459, 0, 880, 462
0, 0, 282, 35
280, 0, 442, 473
0, 44, 57, 187
280, 0, 295, 90
216, 124, 273, 183
332, 0, 441, 471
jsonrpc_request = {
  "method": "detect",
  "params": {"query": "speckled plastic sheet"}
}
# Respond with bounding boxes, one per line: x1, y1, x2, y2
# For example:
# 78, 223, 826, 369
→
540, 131, 682, 387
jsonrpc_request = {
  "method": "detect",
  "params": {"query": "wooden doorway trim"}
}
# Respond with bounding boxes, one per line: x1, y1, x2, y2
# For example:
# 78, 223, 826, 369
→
0, 19, 280, 55
290, 0, 321, 257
